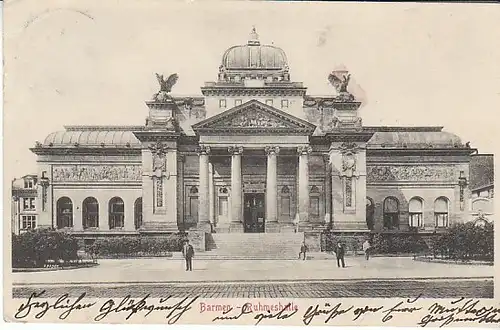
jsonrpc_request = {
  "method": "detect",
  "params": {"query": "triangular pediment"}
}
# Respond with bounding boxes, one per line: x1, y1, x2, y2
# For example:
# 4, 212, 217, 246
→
192, 100, 316, 135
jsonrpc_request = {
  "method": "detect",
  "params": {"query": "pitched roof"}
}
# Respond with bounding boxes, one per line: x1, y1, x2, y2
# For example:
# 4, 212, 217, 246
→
470, 154, 494, 191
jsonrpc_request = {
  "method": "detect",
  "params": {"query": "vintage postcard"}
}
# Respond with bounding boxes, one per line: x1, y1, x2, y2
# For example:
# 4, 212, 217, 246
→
3, 0, 499, 328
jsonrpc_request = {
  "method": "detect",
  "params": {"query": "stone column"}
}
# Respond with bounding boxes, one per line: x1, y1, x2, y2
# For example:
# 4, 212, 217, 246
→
265, 146, 280, 232
197, 145, 212, 232
228, 146, 244, 232
209, 163, 215, 227
36, 167, 53, 229
323, 154, 332, 228
73, 196, 84, 231
98, 196, 109, 231
124, 196, 136, 231
297, 146, 312, 231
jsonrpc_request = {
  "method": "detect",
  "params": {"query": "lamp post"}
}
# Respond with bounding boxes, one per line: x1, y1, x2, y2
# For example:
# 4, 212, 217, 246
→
458, 170, 468, 211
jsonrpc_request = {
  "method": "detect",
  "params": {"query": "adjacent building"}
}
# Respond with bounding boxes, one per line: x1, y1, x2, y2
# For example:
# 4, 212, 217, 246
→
24, 29, 481, 251
11, 175, 39, 234
470, 154, 494, 224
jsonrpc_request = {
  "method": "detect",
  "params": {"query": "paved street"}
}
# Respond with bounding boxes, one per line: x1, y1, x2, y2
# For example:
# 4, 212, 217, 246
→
12, 256, 494, 285
11, 257, 494, 299
12, 279, 493, 299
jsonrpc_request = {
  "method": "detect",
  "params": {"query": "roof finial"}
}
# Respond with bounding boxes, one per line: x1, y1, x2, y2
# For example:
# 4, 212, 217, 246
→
248, 25, 260, 45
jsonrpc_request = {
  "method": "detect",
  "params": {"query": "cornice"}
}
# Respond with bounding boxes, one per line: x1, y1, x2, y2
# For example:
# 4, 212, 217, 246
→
366, 148, 476, 157
316, 131, 375, 143
201, 87, 307, 97
64, 125, 145, 132
194, 127, 315, 136
30, 147, 141, 156
132, 130, 181, 142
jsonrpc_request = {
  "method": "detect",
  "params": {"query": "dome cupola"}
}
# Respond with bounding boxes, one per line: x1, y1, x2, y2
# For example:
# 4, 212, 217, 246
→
220, 27, 289, 76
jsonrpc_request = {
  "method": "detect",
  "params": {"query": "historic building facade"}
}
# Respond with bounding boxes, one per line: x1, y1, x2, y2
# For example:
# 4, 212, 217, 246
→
11, 175, 39, 235
28, 29, 477, 250
469, 154, 494, 225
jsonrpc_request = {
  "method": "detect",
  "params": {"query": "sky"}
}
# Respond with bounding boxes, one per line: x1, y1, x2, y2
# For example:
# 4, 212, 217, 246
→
3, 0, 500, 180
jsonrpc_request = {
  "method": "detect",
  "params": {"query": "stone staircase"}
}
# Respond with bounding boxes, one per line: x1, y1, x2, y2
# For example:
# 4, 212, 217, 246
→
203, 232, 306, 260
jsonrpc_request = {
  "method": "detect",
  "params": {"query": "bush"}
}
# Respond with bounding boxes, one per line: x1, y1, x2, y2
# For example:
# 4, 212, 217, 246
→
432, 222, 494, 261
12, 229, 79, 268
89, 234, 186, 258
372, 233, 429, 254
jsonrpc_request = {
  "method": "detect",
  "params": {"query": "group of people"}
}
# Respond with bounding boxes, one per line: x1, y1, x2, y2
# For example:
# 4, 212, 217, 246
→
298, 239, 373, 268
182, 238, 374, 272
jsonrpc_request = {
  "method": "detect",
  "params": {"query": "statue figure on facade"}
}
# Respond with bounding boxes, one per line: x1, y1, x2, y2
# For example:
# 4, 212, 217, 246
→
328, 70, 355, 101
153, 73, 178, 102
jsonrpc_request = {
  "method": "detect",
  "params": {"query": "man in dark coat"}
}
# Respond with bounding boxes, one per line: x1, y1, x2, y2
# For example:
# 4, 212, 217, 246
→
298, 241, 308, 260
182, 240, 195, 271
334, 242, 346, 268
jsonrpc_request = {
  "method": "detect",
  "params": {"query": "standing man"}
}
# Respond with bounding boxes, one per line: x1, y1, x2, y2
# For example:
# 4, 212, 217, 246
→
182, 240, 195, 271
363, 239, 372, 261
335, 242, 346, 268
298, 241, 308, 260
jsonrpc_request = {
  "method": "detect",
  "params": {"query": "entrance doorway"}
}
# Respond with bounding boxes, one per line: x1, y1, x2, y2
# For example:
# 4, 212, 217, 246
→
244, 193, 265, 233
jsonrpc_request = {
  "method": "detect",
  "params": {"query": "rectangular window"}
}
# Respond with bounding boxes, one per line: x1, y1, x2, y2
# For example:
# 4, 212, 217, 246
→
265, 99, 273, 106
234, 99, 242, 107
435, 213, 449, 227
24, 180, 34, 189
310, 197, 320, 216
190, 197, 199, 219
409, 213, 423, 227
281, 99, 289, 108
219, 99, 226, 108
218, 197, 228, 216
345, 177, 353, 207
21, 215, 36, 229
23, 197, 36, 210
281, 196, 290, 216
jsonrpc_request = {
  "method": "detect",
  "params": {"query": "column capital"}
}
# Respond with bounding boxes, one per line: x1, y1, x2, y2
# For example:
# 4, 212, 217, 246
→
228, 146, 244, 155
196, 145, 211, 155
264, 146, 280, 156
297, 146, 312, 155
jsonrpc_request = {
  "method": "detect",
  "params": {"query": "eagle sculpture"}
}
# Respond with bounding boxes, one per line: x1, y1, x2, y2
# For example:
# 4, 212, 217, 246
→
328, 72, 351, 94
156, 73, 179, 93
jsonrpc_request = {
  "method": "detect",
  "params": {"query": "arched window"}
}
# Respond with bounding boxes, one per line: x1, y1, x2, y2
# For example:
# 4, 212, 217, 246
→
56, 197, 73, 229
109, 197, 125, 229
134, 197, 142, 230
383, 197, 399, 229
82, 197, 99, 229
434, 197, 449, 228
366, 197, 375, 230
409, 197, 424, 228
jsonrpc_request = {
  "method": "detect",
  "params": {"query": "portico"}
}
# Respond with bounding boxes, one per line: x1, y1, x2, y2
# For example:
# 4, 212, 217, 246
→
192, 100, 317, 233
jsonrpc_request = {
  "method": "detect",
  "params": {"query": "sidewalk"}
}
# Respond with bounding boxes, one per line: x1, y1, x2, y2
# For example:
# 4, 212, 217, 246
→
12, 256, 494, 286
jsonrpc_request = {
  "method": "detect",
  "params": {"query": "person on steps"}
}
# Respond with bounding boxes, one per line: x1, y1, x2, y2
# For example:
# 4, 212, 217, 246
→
182, 240, 195, 271
363, 239, 372, 261
335, 242, 346, 268
298, 241, 308, 260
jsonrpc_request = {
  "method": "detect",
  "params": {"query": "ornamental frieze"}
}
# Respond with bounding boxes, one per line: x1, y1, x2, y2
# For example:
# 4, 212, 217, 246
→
367, 165, 456, 182
201, 89, 306, 97
215, 109, 290, 129
53, 165, 142, 182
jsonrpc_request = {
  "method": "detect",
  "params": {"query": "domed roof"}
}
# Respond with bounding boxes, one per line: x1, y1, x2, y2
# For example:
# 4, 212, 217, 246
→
42, 126, 142, 148
367, 130, 463, 148
222, 27, 288, 70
